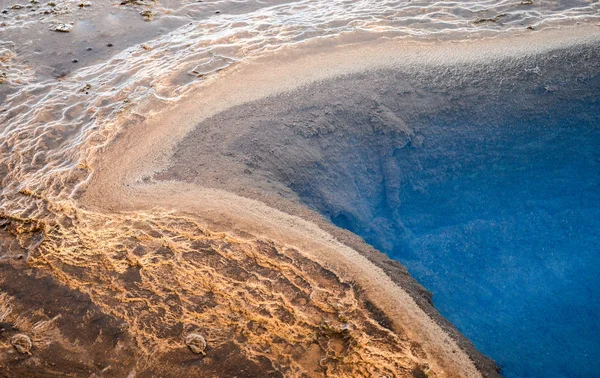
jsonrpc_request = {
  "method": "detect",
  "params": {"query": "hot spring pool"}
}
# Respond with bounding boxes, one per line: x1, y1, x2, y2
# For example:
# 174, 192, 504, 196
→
328, 104, 600, 378
167, 43, 600, 377
298, 68, 600, 377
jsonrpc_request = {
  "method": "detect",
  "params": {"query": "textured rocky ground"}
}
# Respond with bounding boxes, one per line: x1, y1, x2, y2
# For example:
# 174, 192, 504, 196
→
0, 217, 444, 377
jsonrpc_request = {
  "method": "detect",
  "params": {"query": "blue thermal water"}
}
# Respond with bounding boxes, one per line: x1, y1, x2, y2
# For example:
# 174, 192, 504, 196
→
329, 98, 600, 377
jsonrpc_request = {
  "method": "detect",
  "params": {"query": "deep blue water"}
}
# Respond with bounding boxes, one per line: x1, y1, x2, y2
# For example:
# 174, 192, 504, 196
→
214, 60, 600, 376
328, 96, 600, 377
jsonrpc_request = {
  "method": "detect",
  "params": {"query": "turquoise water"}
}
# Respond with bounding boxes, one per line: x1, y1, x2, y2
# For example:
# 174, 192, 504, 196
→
328, 87, 600, 377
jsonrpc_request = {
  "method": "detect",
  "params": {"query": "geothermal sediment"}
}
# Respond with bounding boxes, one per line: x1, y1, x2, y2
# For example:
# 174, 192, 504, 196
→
75, 26, 598, 377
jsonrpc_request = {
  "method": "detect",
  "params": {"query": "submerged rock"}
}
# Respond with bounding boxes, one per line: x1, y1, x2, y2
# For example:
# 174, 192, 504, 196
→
51, 22, 73, 32
11, 334, 32, 354
473, 14, 506, 25
185, 333, 207, 355
140, 9, 156, 21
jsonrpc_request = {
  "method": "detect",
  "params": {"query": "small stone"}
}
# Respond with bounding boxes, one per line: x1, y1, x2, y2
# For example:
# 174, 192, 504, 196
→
12, 4, 24, 10
140, 9, 155, 21
72, 59, 78, 63
52, 23, 73, 32
107, 43, 113, 47
185, 333, 207, 355
78, 1, 91, 7
11, 334, 32, 355
47, 1, 56, 6
86, 46, 92, 51
214, 10, 220, 13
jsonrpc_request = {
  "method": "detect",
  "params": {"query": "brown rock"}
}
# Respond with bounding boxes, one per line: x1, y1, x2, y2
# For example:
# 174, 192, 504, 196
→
185, 333, 207, 355
11, 334, 32, 355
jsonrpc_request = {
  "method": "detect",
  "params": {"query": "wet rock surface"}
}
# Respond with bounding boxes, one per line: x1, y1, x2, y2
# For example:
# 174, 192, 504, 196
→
0, 0, 303, 82
0, 215, 430, 377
